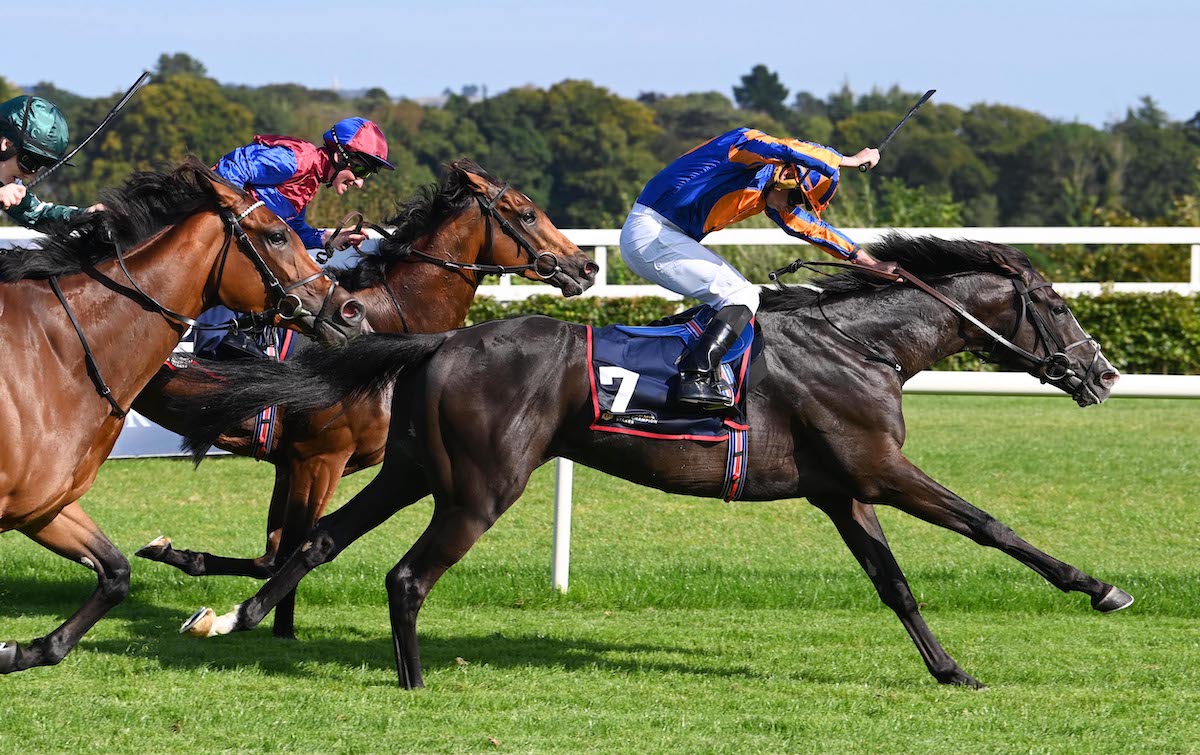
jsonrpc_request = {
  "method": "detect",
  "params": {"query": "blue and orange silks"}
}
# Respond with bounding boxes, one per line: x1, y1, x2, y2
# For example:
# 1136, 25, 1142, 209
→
635, 127, 858, 259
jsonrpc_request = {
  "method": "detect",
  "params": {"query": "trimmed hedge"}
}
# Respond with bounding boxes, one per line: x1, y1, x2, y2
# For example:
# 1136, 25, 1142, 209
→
466, 292, 1200, 375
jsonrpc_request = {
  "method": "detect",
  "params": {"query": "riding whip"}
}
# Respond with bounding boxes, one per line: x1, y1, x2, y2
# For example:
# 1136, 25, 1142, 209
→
27, 71, 152, 189
858, 89, 936, 172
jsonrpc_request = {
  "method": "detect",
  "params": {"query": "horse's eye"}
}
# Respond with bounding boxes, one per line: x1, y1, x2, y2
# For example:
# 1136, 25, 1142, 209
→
1052, 304, 1068, 316
520, 211, 536, 224
268, 231, 288, 246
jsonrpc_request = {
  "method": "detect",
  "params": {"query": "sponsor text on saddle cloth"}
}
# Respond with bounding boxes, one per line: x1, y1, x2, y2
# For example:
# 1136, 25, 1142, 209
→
586, 306, 762, 500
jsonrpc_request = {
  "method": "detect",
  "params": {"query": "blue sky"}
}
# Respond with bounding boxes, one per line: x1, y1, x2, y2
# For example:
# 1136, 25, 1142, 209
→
9, 0, 1198, 126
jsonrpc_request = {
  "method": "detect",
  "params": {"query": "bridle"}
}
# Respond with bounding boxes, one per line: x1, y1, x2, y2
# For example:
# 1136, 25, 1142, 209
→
771, 259, 1106, 401
51, 198, 342, 417
117, 200, 340, 331
319, 184, 563, 280
990, 278, 1104, 400
318, 184, 565, 332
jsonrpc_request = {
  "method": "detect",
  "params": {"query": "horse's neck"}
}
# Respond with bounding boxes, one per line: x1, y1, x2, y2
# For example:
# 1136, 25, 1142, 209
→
59, 214, 225, 400
96, 214, 224, 317
372, 214, 485, 333
820, 273, 1011, 377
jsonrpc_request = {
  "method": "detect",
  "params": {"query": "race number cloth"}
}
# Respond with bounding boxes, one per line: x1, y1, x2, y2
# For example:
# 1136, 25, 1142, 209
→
586, 306, 757, 441
586, 307, 757, 501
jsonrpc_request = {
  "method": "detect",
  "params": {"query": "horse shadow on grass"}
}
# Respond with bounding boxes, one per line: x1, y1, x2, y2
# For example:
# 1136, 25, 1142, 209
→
0, 574, 818, 685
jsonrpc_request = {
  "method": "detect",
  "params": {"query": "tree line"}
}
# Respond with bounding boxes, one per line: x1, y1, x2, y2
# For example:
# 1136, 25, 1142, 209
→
6, 55, 1200, 281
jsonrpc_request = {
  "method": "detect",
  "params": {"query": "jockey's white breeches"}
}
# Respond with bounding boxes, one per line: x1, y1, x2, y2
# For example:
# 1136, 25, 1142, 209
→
619, 203, 760, 315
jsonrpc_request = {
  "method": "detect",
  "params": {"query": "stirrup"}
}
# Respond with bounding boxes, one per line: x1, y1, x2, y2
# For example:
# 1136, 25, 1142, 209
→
676, 371, 735, 410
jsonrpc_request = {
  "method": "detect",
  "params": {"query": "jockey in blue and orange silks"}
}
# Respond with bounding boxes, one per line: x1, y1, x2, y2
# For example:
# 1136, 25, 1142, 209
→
193, 117, 395, 359
620, 127, 897, 410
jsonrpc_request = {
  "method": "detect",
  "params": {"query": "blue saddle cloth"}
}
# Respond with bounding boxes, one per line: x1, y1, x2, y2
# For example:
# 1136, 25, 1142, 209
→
587, 306, 759, 441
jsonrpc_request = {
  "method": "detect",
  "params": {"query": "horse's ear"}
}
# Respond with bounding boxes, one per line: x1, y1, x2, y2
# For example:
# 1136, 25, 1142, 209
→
460, 169, 495, 196
986, 246, 1028, 278
189, 159, 245, 211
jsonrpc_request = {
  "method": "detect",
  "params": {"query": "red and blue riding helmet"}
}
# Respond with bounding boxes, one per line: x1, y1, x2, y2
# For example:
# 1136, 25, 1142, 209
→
323, 117, 395, 172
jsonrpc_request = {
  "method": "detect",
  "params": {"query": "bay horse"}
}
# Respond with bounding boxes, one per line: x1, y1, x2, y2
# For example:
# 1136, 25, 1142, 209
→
132, 159, 597, 638
173, 235, 1131, 689
0, 159, 367, 674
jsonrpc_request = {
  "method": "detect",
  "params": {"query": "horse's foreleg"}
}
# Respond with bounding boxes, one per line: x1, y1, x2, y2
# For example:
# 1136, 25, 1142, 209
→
385, 493, 503, 690
271, 453, 350, 640
180, 462, 430, 643
1, 502, 130, 674
811, 495, 982, 688
864, 456, 1133, 612
135, 468, 291, 579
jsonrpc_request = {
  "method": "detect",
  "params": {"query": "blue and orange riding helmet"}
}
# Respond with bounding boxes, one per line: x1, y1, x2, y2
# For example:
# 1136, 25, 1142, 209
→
323, 117, 395, 173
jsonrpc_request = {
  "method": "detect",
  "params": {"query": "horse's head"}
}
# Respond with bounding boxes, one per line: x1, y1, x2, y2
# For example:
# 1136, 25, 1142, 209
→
974, 247, 1119, 407
453, 160, 598, 296
191, 162, 367, 346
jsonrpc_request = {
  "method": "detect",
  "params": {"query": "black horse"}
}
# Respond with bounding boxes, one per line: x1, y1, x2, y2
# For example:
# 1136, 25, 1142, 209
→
172, 235, 1131, 689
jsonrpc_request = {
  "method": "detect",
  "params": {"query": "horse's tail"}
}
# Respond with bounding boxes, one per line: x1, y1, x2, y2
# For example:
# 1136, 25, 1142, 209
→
168, 332, 449, 462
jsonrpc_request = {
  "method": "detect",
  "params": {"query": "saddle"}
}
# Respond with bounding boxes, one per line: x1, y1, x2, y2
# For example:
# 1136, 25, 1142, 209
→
586, 306, 764, 500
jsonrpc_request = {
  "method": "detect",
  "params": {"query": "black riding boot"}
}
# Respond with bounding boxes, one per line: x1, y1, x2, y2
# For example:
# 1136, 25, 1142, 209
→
676, 305, 753, 410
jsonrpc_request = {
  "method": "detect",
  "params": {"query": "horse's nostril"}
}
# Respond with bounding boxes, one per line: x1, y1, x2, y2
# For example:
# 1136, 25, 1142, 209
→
584, 262, 599, 277
1101, 371, 1119, 386
341, 299, 364, 323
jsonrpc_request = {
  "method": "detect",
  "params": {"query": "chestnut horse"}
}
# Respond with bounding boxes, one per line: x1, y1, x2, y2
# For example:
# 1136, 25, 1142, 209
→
174, 235, 1131, 689
0, 159, 366, 674
132, 160, 596, 637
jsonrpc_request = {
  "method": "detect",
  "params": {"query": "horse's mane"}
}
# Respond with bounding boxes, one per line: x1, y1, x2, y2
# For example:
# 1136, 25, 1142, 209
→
1, 157, 239, 281
329, 159, 502, 292
759, 234, 1032, 312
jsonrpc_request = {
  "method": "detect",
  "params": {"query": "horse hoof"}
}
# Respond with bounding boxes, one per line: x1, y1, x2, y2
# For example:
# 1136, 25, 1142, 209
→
0, 641, 17, 674
938, 667, 986, 689
180, 607, 216, 637
135, 535, 172, 559
1092, 585, 1134, 613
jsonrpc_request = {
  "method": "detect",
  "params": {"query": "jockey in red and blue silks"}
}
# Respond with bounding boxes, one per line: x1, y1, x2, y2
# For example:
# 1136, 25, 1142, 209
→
193, 117, 395, 360
620, 127, 896, 410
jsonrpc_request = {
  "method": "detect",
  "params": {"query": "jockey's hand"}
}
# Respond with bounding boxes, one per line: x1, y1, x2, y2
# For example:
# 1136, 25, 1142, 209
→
85, 203, 106, 213
841, 148, 881, 170
0, 182, 27, 209
325, 229, 368, 252
852, 252, 903, 280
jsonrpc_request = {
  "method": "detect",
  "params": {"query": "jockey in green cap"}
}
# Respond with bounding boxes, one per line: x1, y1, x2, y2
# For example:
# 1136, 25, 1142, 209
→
0, 95, 102, 230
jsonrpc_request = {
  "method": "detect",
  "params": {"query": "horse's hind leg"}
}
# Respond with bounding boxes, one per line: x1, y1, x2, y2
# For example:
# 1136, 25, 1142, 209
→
1, 502, 130, 674
811, 495, 983, 688
865, 455, 1132, 612
271, 452, 351, 639
136, 466, 293, 579
181, 460, 430, 642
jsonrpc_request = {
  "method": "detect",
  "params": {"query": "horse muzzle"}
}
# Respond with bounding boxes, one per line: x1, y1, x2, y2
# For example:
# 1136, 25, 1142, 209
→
306, 296, 369, 346
552, 256, 598, 298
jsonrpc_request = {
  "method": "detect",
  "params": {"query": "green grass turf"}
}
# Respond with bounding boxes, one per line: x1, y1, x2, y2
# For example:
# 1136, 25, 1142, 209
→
1, 395, 1198, 753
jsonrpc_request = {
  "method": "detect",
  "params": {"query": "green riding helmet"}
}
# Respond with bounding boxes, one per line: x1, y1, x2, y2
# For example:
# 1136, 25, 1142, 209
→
0, 95, 70, 161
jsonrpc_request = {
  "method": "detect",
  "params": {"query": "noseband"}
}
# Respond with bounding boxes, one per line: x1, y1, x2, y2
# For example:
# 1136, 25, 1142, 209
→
991, 279, 1104, 400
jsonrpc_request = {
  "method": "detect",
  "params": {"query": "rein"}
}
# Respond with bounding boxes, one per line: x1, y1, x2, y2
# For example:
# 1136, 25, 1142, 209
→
772, 259, 1105, 400
320, 184, 562, 280
50, 198, 335, 416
